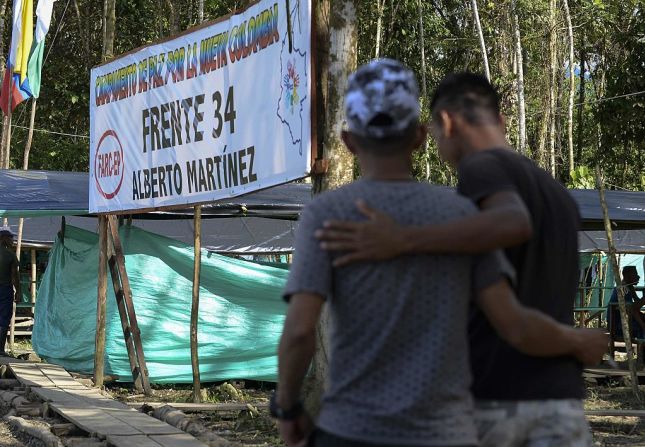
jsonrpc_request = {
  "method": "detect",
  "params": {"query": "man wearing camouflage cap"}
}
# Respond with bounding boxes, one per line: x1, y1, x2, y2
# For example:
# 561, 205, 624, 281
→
0, 227, 19, 356
273, 59, 606, 447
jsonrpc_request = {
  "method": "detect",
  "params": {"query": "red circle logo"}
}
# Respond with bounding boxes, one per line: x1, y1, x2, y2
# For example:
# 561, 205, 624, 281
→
94, 130, 125, 200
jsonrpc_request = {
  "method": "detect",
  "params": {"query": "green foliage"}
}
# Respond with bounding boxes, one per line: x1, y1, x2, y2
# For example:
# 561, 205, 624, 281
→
0, 0, 641, 192
567, 166, 594, 189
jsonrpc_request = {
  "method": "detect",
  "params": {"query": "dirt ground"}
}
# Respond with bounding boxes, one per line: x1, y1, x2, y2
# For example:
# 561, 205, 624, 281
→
0, 362, 642, 446
107, 380, 645, 447
0, 408, 44, 447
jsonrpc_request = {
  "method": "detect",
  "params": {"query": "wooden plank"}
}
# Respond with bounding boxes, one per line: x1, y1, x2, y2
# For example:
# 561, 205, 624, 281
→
0, 357, 26, 365
107, 435, 163, 447
149, 434, 208, 447
38, 364, 87, 389
31, 387, 85, 405
105, 410, 183, 435
586, 409, 645, 417
9, 364, 56, 387
584, 367, 645, 377
49, 403, 142, 436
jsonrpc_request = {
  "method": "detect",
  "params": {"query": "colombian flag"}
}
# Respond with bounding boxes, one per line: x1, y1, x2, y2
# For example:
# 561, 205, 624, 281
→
0, 0, 53, 114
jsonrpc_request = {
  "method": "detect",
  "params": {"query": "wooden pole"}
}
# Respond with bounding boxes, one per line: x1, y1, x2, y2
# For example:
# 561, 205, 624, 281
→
596, 166, 642, 401
29, 249, 35, 316
191, 205, 202, 403
94, 216, 108, 388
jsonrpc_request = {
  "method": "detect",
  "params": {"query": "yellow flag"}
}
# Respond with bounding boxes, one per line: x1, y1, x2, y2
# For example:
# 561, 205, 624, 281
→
14, 0, 33, 84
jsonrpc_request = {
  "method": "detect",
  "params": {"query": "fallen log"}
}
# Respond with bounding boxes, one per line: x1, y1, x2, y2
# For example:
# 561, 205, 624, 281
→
585, 409, 645, 418
0, 379, 20, 389
4, 415, 64, 447
150, 405, 235, 447
62, 437, 107, 447
15, 402, 42, 417
50, 422, 85, 437
0, 390, 30, 407
129, 401, 268, 412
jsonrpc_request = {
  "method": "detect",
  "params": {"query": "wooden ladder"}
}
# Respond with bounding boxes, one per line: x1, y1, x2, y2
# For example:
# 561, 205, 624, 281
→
105, 215, 151, 395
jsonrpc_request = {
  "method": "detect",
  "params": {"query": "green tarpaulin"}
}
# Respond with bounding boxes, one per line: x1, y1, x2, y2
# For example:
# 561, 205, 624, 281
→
32, 225, 288, 383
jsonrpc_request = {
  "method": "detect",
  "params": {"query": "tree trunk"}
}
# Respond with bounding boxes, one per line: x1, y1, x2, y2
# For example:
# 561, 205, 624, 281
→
548, 0, 557, 177
0, 0, 7, 64
317, 1, 357, 193
511, 0, 526, 154
471, 0, 490, 80
307, 0, 358, 417
72, 0, 90, 63
576, 33, 585, 161
197, 0, 203, 24
103, 0, 116, 61
375, 0, 385, 58
595, 166, 641, 402
165, 0, 179, 35
562, 0, 574, 175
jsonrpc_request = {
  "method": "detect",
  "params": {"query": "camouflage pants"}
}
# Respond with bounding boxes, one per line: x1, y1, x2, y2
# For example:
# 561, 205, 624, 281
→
474, 399, 592, 447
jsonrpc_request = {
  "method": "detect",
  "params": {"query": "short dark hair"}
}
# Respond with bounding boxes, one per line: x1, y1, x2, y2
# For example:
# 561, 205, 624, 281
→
430, 72, 501, 125
350, 120, 420, 156
623, 266, 638, 276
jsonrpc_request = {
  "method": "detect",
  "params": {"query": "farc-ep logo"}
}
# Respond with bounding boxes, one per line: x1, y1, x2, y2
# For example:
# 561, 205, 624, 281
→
94, 129, 124, 200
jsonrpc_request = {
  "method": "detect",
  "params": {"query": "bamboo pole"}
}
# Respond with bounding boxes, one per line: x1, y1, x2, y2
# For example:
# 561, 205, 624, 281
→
596, 166, 642, 401
30, 249, 35, 316
94, 216, 108, 388
13, 100, 36, 317
191, 205, 202, 403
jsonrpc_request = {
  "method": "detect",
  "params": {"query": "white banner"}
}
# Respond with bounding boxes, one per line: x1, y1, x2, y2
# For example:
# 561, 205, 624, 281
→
89, 0, 312, 213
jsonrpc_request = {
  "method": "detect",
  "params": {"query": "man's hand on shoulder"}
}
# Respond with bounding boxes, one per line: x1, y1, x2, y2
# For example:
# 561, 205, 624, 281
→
315, 200, 408, 267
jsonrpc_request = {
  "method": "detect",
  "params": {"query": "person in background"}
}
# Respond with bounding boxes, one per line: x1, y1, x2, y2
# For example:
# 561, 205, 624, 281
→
0, 227, 20, 356
607, 265, 644, 338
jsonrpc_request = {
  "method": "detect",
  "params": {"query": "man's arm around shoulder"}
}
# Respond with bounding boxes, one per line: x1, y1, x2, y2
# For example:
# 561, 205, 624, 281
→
316, 191, 533, 267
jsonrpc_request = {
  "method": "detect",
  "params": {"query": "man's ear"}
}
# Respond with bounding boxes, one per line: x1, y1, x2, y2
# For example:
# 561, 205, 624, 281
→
498, 113, 506, 130
341, 130, 359, 155
439, 110, 453, 138
413, 123, 428, 149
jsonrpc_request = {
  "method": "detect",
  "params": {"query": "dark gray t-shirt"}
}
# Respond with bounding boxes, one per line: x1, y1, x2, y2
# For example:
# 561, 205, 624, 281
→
284, 179, 509, 446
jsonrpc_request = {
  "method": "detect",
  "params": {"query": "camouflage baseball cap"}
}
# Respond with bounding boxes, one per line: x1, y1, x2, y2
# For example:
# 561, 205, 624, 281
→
345, 58, 420, 138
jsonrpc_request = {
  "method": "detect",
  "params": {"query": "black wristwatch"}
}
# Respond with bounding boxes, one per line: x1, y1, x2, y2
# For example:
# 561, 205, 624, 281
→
269, 392, 303, 420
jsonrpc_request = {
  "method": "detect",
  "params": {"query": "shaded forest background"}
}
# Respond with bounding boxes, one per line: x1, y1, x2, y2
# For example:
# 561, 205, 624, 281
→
0, 0, 643, 189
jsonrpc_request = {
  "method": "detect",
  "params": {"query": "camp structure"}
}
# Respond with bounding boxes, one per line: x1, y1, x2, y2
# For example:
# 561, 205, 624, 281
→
2, 170, 645, 383
0, 169, 309, 387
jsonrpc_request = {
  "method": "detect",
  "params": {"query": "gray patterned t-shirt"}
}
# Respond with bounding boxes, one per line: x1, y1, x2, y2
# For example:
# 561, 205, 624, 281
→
284, 179, 508, 446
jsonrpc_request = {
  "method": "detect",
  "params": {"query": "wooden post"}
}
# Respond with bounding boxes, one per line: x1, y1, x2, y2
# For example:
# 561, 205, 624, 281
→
30, 249, 36, 316
107, 215, 152, 395
191, 205, 202, 403
596, 166, 642, 401
94, 216, 108, 388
